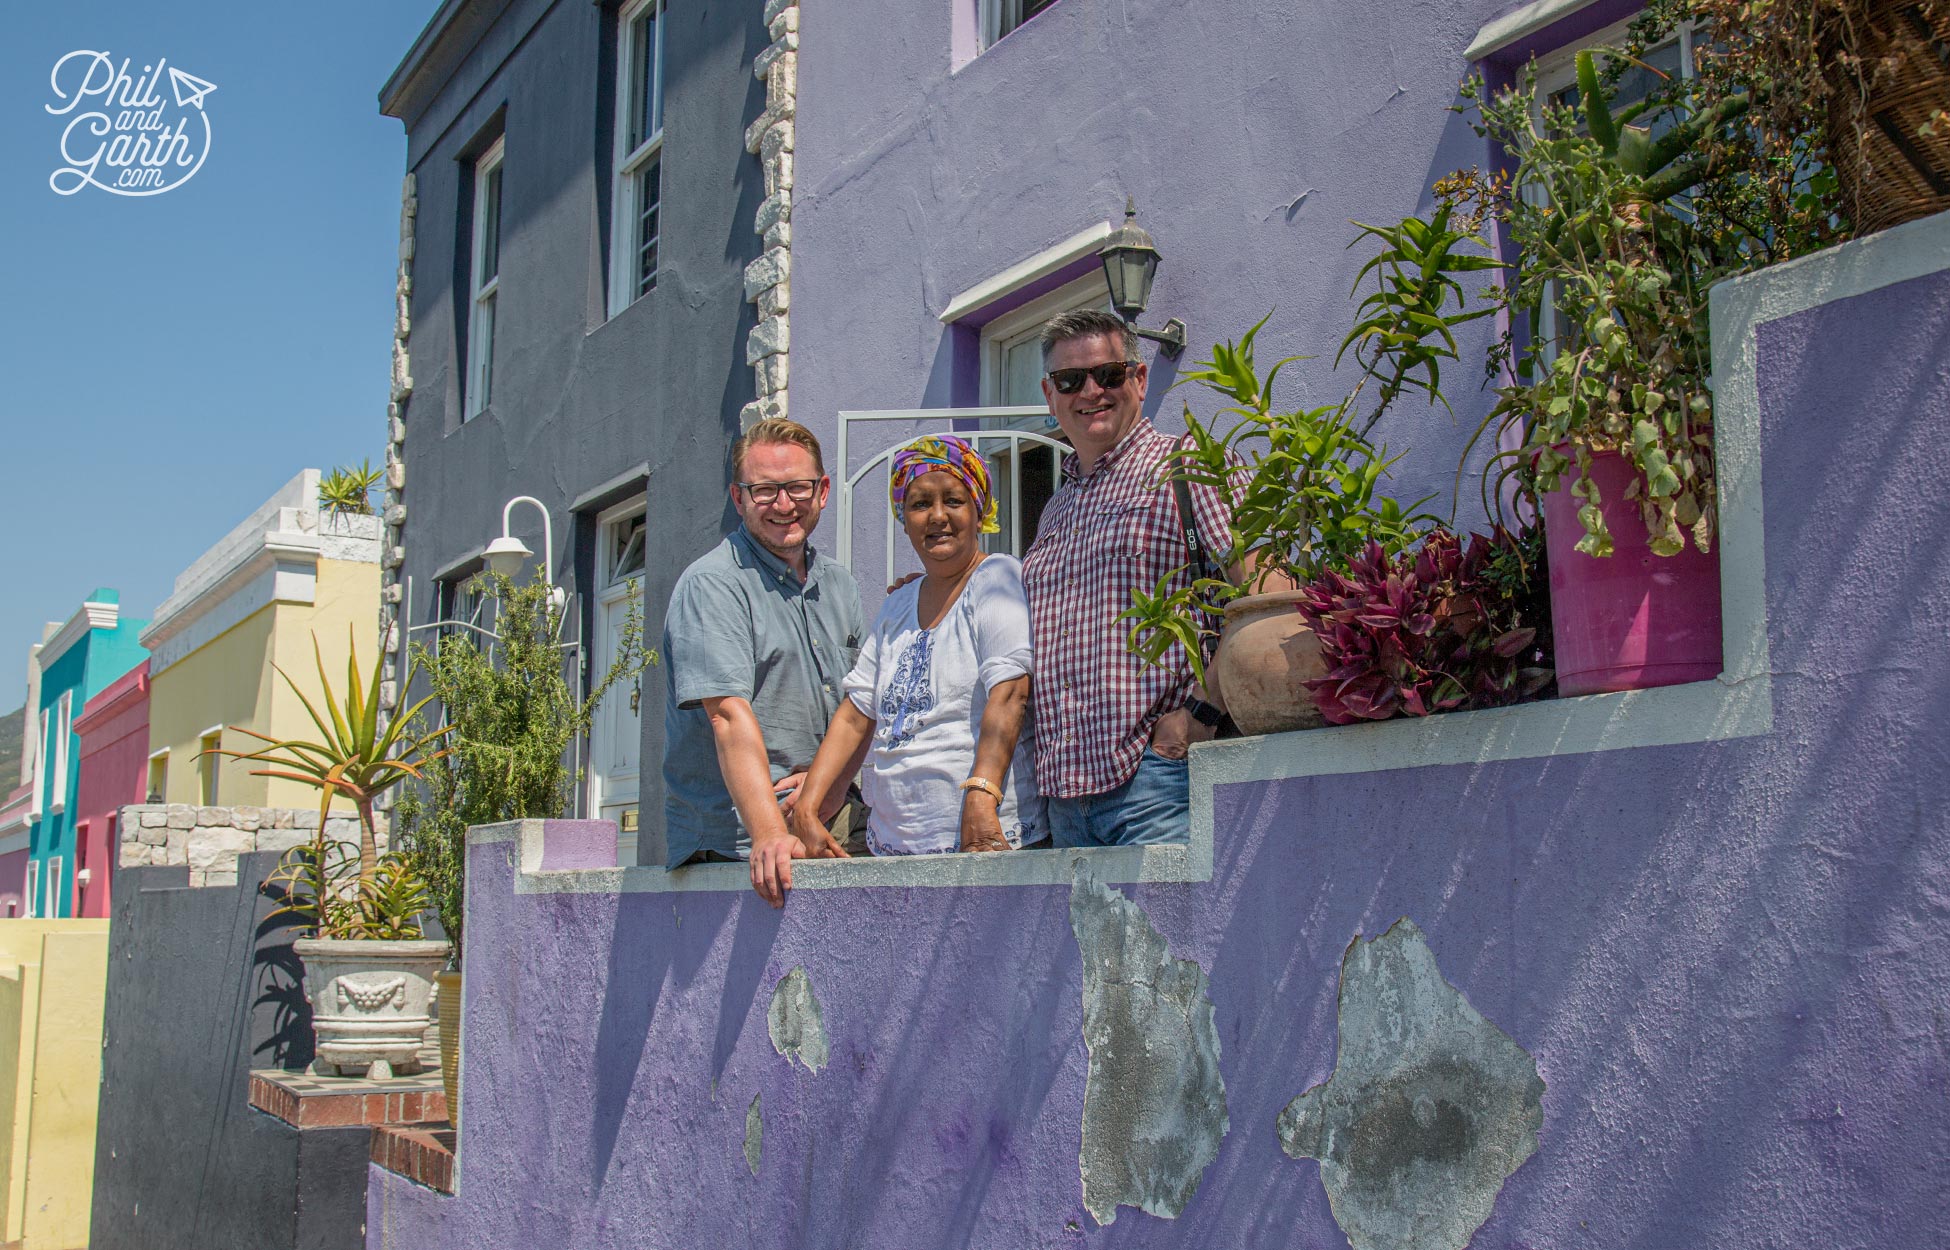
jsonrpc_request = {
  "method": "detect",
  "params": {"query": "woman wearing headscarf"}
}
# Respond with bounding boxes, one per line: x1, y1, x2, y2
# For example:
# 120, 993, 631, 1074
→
766, 436, 1041, 895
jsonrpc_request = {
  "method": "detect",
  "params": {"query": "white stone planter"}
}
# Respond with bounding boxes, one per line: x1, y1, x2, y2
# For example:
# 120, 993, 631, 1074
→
294, 938, 453, 1079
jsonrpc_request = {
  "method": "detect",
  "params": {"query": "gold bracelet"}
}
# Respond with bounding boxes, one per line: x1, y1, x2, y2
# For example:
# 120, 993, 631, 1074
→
958, 776, 1004, 804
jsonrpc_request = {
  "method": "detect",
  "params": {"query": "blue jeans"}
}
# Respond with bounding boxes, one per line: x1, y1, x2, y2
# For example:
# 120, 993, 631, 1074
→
1048, 749, 1189, 848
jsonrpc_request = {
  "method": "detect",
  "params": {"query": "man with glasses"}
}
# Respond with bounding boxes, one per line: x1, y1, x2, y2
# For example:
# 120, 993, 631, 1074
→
661, 418, 867, 873
1022, 309, 1245, 847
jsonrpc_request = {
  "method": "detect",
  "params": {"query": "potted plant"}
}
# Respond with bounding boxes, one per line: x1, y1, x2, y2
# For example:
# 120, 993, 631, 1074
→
1455, 45, 1791, 695
1623, 0, 1948, 236
318, 459, 384, 516
1122, 203, 1499, 734
216, 631, 452, 1079
394, 571, 652, 1122
1296, 527, 1553, 723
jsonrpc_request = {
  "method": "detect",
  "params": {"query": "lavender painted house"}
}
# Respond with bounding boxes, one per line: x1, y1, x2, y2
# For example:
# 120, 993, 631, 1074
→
360, 0, 1950, 1239
370, 215, 1950, 1246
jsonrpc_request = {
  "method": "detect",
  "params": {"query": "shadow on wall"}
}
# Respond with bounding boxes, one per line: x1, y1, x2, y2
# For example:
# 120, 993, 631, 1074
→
251, 896, 314, 1071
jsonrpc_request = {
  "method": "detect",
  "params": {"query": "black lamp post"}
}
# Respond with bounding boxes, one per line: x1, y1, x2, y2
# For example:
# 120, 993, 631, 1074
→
1098, 198, 1187, 359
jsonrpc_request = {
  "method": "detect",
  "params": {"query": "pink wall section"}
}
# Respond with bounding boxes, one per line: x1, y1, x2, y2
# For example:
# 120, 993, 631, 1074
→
0, 846, 25, 919
73, 660, 150, 920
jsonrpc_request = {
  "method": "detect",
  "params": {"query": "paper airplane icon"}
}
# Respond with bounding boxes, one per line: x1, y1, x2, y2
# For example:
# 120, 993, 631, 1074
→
168, 66, 217, 110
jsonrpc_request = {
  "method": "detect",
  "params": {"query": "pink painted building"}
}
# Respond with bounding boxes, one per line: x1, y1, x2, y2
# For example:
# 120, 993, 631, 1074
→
0, 784, 29, 918
70, 661, 150, 920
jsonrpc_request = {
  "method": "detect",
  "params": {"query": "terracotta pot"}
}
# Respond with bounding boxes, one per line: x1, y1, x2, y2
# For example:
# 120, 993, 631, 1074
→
1209, 590, 1328, 736
435, 969, 462, 1128
294, 937, 452, 1080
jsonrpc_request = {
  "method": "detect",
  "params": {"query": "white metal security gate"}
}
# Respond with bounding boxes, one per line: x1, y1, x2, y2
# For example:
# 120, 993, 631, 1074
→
835, 407, 1070, 586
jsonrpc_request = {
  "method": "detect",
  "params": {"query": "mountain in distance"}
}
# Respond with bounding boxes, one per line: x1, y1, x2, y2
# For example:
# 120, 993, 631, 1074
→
0, 705, 20, 790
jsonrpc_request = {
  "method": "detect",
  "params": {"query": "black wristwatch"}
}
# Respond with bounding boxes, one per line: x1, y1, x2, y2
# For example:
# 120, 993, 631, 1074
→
1185, 697, 1225, 728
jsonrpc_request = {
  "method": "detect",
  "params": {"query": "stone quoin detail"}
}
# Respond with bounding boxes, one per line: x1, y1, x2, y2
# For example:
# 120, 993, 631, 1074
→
740, 0, 798, 428
378, 171, 417, 715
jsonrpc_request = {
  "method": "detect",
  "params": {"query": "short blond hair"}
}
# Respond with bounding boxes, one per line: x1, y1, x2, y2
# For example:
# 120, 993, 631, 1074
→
732, 418, 825, 479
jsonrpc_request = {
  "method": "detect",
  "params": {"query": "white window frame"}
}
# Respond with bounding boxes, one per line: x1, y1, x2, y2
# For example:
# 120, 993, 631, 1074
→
978, 271, 1114, 416
147, 747, 170, 803
435, 574, 488, 654
45, 856, 62, 920
590, 496, 649, 855
46, 692, 71, 815
608, 0, 666, 316
24, 859, 37, 919
198, 725, 224, 807
980, 0, 1059, 49
466, 136, 506, 420
1526, 18, 1697, 354
972, 272, 1110, 557
29, 709, 48, 820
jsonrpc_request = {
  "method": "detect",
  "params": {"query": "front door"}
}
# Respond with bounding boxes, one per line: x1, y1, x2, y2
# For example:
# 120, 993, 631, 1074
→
591, 501, 647, 862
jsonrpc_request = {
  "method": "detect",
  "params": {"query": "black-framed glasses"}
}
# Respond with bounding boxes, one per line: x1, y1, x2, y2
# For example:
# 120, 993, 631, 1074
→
737, 479, 819, 505
1046, 360, 1141, 395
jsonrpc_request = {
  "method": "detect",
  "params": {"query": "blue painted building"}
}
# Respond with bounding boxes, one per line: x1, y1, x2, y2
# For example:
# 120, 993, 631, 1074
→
26, 590, 147, 919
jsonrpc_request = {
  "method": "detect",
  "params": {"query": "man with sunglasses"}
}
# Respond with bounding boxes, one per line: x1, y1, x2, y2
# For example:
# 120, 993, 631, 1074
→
1023, 309, 1245, 847
661, 418, 867, 872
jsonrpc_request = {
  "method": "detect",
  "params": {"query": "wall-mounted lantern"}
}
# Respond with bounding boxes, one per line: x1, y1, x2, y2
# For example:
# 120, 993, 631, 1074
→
1098, 198, 1187, 359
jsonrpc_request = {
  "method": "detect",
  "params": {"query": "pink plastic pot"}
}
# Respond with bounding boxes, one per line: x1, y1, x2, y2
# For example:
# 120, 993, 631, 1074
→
1541, 449, 1723, 696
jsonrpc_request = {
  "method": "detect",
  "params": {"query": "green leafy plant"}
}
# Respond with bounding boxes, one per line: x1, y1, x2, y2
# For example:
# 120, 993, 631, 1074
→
1296, 529, 1553, 723
1459, 52, 1767, 557
1338, 202, 1503, 436
1118, 236, 1476, 685
212, 629, 449, 940
319, 461, 384, 517
265, 842, 432, 940
394, 571, 654, 960
1624, 0, 1949, 240
1120, 321, 1437, 686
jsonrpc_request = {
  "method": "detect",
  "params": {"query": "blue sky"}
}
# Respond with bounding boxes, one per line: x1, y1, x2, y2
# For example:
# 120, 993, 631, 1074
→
0, 0, 439, 710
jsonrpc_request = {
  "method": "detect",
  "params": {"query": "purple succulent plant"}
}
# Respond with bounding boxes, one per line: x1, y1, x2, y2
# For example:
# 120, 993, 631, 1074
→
1296, 529, 1553, 725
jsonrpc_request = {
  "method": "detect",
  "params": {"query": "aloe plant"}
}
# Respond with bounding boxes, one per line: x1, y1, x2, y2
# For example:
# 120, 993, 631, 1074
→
212, 628, 448, 939
319, 461, 384, 516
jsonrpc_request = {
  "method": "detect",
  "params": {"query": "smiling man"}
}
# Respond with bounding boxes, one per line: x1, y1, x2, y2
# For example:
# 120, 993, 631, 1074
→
1022, 309, 1244, 847
660, 418, 866, 870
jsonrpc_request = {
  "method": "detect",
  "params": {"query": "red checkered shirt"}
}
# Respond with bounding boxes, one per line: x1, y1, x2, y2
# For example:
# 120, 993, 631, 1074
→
1022, 421, 1238, 799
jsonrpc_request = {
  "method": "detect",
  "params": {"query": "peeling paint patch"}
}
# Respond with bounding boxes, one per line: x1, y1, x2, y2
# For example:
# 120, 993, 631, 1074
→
1278, 919, 1543, 1250
1069, 867, 1228, 1226
744, 1093, 762, 1176
767, 966, 829, 1073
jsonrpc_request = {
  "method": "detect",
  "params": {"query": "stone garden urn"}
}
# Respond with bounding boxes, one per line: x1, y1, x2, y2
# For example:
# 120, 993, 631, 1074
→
294, 938, 453, 1079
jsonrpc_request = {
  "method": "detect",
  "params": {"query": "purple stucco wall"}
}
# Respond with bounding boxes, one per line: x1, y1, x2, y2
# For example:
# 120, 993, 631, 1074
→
791, 0, 1538, 617
369, 249, 1950, 1246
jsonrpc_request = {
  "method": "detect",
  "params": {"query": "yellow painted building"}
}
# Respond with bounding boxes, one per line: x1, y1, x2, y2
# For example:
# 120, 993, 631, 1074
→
140, 471, 383, 813
0, 920, 110, 1250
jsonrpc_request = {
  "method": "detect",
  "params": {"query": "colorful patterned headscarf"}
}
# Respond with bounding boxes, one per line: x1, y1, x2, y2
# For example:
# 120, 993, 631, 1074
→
888, 436, 1000, 534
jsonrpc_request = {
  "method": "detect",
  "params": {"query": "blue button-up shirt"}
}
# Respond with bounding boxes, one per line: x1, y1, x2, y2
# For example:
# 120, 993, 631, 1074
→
661, 526, 863, 866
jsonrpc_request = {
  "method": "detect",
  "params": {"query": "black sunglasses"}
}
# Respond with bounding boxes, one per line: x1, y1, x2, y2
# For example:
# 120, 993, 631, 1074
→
1046, 360, 1141, 395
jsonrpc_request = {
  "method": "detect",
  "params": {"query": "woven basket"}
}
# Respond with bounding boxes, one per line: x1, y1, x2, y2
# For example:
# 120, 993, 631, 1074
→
1824, 0, 1950, 235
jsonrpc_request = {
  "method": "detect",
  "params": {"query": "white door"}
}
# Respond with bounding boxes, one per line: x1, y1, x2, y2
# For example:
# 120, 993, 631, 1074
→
591, 501, 647, 862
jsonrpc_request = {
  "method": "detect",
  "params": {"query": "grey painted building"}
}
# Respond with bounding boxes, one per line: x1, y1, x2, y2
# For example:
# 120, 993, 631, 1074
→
378, 0, 777, 863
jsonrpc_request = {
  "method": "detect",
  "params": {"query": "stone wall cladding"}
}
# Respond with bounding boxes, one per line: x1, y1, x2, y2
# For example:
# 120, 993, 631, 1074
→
379, 172, 417, 715
117, 804, 385, 888
739, 0, 798, 429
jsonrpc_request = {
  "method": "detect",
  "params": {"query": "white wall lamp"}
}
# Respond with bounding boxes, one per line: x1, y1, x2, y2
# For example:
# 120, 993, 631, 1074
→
484, 495, 566, 608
